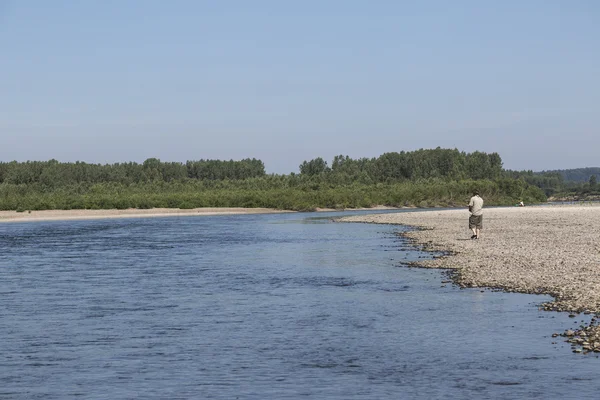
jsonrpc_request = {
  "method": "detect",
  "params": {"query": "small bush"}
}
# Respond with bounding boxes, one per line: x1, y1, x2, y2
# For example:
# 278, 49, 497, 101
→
178, 202, 195, 209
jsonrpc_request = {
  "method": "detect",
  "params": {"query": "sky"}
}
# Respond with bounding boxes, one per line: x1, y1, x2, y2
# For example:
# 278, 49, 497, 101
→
0, 1, 598, 174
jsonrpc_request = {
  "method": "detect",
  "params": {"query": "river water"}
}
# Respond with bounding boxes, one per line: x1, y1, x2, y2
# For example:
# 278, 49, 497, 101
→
1, 210, 599, 399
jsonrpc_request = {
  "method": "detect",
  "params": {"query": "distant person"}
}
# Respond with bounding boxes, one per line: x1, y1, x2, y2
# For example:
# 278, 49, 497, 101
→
518, 201, 525, 207
468, 190, 483, 239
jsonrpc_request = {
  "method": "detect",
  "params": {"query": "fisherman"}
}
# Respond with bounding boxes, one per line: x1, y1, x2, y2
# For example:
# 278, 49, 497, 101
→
468, 190, 483, 239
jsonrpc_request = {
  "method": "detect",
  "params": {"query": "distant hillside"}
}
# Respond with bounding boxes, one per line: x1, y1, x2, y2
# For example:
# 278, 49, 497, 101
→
536, 167, 600, 183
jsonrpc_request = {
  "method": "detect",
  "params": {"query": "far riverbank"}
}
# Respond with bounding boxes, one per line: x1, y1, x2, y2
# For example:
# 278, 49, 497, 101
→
0, 205, 401, 223
0, 208, 293, 223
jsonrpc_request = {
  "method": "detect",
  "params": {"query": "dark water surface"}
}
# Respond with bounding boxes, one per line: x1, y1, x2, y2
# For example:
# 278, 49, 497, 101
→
1, 210, 599, 399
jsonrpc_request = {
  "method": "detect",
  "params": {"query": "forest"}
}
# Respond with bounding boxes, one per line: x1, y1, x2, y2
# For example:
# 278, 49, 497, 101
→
506, 167, 600, 199
538, 167, 600, 183
0, 148, 549, 211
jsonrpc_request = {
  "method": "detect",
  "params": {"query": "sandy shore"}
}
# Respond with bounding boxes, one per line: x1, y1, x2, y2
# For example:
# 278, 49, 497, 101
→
0, 207, 293, 223
341, 204, 600, 312
342, 204, 600, 352
0, 205, 401, 223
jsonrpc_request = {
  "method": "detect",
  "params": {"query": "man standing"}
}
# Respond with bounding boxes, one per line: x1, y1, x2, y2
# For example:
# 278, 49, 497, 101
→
468, 190, 483, 239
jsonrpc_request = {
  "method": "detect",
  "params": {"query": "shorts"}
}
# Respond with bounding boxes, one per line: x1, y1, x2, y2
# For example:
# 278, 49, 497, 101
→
469, 214, 483, 229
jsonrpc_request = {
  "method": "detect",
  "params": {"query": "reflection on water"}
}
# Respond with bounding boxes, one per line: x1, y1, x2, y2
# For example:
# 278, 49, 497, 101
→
1, 210, 599, 399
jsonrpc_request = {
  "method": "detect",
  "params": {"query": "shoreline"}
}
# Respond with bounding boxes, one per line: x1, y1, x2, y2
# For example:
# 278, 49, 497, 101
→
341, 204, 600, 312
340, 204, 600, 352
0, 205, 400, 223
0, 208, 293, 223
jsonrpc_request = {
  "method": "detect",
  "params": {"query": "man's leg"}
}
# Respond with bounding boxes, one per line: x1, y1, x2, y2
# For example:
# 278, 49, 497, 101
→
469, 216, 477, 238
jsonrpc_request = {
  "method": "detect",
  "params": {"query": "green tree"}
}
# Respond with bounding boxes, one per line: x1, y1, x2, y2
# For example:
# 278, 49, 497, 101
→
589, 174, 597, 188
299, 157, 329, 176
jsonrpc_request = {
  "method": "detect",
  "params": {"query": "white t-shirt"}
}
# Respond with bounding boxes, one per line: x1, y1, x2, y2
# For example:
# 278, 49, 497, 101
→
469, 195, 483, 216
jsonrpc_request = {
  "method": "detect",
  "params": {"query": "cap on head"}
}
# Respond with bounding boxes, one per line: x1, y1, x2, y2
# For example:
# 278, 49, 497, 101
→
473, 190, 479, 196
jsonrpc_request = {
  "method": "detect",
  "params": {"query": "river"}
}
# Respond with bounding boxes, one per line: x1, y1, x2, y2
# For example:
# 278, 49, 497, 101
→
1, 210, 598, 399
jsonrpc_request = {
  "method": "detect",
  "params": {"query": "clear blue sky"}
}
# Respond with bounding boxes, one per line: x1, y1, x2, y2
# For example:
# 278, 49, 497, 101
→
1, 1, 598, 173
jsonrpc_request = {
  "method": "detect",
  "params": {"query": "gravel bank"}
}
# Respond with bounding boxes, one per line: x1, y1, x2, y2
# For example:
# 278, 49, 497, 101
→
341, 204, 600, 313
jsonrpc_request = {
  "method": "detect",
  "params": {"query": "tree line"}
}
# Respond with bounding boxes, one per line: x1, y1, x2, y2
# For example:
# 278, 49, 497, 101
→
0, 158, 266, 187
0, 178, 544, 212
506, 168, 600, 198
299, 148, 503, 182
537, 167, 600, 183
0, 148, 505, 188
0, 148, 547, 211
